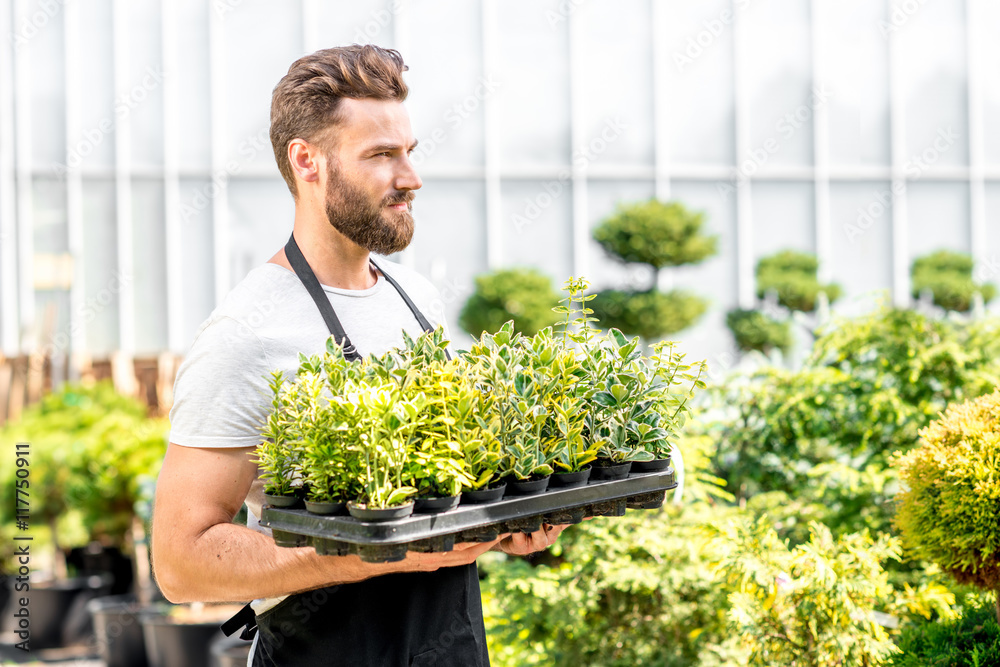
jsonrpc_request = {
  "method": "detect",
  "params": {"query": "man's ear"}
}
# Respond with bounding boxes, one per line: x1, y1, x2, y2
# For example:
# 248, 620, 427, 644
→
288, 139, 322, 187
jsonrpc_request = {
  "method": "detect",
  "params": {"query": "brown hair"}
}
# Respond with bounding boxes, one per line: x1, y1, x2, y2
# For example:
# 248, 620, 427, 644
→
270, 45, 409, 197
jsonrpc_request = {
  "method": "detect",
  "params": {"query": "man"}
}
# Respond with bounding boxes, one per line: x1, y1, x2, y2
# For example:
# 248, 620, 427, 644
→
151, 45, 566, 666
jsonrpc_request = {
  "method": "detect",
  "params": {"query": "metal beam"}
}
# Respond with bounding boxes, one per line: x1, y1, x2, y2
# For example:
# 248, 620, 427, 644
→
966, 0, 987, 275
208, 0, 230, 304
112, 0, 135, 354
64, 0, 84, 376
732, 0, 754, 309
162, 0, 183, 352
13, 0, 34, 353
810, 0, 832, 285
651, 0, 671, 201
482, 0, 502, 270
0, 0, 19, 356
568, 0, 589, 279
886, 0, 910, 308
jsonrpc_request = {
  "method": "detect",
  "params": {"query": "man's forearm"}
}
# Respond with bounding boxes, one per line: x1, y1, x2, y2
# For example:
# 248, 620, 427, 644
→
155, 521, 404, 603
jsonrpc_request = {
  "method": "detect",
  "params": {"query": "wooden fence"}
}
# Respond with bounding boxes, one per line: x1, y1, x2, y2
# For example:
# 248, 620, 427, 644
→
0, 352, 183, 426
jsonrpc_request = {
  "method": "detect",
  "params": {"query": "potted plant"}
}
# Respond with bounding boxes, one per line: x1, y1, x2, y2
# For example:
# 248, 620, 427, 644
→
257, 371, 304, 507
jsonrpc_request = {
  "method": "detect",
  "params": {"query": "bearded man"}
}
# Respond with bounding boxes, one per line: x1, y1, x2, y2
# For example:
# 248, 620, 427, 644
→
151, 45, 565, 666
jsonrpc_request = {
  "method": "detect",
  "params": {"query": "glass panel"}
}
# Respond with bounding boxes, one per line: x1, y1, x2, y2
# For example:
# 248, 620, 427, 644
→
907, 182, 970, 259
830, 181, 894, 316
132, 178, 167, 354
222, 0, 303, 172
500, 179, 573, 282
127, 0, 165, 170
824, 0, 891, 167
979, 1, 1000, 167
750, 182, 816, 260
178, 177, 217, 346
410, 179, 488, 346
896, 0, 968, 167
76, 0, 116, 170
315, 0, 398, 48
227, 177, 294, 285
176, 0, 212, 171
669, 180, 739, 375
662, 0, 736, 166
33, 177, 67, 253
22, 0, 66, 168
496, 0, 571, 169
742, 0, 814, 167
579, 0, 654, 167
81, 178, 120, 354
407, 0, 486, 170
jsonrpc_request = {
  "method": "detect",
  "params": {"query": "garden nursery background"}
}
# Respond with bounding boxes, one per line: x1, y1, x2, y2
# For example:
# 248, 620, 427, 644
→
2, 0, 1000, 665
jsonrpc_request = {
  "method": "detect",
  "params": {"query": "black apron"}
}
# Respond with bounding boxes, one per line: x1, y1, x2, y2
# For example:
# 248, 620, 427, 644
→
223, 234, 489, 667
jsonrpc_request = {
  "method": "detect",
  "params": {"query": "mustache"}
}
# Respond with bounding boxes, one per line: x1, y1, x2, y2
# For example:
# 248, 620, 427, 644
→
383, 191, 415, 206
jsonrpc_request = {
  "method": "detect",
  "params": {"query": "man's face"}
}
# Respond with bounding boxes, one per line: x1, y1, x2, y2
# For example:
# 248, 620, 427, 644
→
322, 98, 422, 256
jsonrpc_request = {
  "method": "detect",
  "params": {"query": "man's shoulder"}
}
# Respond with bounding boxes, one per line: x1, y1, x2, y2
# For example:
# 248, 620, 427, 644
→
213, 263, 304, 324
372, 256, 436, 295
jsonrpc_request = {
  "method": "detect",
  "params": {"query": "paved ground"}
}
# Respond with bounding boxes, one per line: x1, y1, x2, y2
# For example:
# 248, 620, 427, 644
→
0, 640, 102, 665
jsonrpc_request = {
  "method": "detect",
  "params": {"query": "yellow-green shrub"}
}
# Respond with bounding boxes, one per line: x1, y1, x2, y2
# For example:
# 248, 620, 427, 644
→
892, 390, 1000, 613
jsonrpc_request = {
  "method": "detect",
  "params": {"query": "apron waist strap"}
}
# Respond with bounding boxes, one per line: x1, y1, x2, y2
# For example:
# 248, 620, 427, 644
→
220, 603, 257, 640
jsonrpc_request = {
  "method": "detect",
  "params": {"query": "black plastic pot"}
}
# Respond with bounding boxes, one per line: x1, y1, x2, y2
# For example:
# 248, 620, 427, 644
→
347, 501, 415, 521
460, 484, 506, 504
5, 574, 112, 649
504, 475, 551, 497
414, 495, 461, 513
139, 605, 226, 667
549, 468, 591, 489
88, 594, 148, 667
304, 500, 347, 515
263, 493, 302, 509
590, 462, 631, 482
68, 543, 134, 595
630, 458, 672, 473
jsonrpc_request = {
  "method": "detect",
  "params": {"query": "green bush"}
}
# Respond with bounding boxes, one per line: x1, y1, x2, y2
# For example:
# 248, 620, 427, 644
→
890, 595, 1000, 666
714, 518, 903, 666
483, 504, 745, 667
725, 309, 793, 355
589, 289, 707, 340
0, 382, 167, 567
592, 199, 718, 283
892, 390, 1000, 620
755, 249, 842, 313
459, 268, 562, 337
911, 250, 997, 312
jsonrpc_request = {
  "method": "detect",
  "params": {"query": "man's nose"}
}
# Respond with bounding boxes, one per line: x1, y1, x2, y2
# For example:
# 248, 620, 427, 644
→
395, 154, 422, 192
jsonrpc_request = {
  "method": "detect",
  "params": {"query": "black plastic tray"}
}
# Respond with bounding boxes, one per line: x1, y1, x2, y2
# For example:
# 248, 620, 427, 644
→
260, 469, 676, 563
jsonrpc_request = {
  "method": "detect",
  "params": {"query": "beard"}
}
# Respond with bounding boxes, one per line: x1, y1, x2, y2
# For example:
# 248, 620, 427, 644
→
324, 164, 415, 256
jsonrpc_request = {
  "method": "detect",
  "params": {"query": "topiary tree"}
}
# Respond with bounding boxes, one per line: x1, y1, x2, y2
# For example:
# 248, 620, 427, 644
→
726, 249, 840, 356
590, 199, 718, 339
725, 309, 792, 356
755, 250, 842, 313
911, 250, 997, 312
459, 267, 562, 337
892, 389, 1000, 622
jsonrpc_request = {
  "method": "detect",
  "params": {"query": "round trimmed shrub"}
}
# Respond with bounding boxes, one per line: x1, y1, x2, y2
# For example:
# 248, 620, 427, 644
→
725, 308, 793, 355
892, 389, 1000, 619
589, 289, 707, 340
911, 250, 997, 312
459, 268, 561, 337
755, 250, 842, 313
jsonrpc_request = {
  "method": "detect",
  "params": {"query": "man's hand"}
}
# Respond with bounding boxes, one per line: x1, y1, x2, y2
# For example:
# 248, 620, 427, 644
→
495, 524, 569, 556
396, 539, 508, 573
